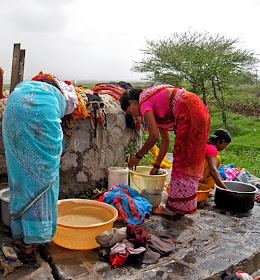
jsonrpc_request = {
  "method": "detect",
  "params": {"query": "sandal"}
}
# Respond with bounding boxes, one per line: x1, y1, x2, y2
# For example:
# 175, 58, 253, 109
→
13, 239, 33, 255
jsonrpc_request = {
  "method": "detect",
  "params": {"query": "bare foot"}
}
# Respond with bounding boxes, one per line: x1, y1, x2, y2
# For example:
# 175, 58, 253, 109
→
152, 206, 179, 216
13, 239, 33, 255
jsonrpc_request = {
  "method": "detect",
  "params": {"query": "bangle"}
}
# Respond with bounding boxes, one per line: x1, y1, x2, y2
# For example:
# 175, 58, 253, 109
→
153, 164, 160, 169
135, 152, 142, 160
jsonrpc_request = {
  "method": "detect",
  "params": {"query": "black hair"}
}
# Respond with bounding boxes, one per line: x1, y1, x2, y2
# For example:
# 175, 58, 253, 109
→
208, 129, 232, 145
120, 87, 143, 111
38, 78, 61, 91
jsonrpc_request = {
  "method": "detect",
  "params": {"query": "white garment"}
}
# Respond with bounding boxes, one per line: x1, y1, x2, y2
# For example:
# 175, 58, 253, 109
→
54, 78, 78, 115
110, 239, 146, 255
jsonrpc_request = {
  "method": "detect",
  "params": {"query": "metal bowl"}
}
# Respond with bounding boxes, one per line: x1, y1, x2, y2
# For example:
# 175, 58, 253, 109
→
214, 181, 258, 212
0, 188, 11, 227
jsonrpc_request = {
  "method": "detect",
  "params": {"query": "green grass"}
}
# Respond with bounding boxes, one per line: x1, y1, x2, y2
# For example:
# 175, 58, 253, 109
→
207, 106, 260, 177
164, 106, 260, 177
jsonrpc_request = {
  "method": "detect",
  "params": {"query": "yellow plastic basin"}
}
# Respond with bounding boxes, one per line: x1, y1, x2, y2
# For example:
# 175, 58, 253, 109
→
52, 199, 118, 250
197, 183, 212, 202
129, 166, 168, 195
166, 182, 211, 202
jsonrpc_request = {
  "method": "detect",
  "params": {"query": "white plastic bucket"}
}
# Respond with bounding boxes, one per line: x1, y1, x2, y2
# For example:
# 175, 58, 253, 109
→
0, 188, 11, 227
129, 166, 168, 195
108, 167, 129, 190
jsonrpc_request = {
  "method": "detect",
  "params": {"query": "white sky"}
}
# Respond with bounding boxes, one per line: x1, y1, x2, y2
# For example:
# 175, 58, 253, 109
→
0, 0, 259, 83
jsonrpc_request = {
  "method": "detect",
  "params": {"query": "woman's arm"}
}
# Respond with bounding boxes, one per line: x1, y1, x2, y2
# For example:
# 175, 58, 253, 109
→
128, 110, 159, 169
207, 156, 228, 189
150, 128, 170, 175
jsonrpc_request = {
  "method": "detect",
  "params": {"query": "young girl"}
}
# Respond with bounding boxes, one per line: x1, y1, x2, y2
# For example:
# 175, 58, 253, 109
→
199, 129, 232, 190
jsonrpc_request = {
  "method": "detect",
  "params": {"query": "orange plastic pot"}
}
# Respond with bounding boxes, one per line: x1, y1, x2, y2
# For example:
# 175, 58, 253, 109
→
166, 182, 211, 202
52, 199, 118, 250
197, 183, 212, 202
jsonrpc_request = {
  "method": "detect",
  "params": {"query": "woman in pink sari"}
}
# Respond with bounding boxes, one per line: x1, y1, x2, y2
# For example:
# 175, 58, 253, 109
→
120, 85, 210, 215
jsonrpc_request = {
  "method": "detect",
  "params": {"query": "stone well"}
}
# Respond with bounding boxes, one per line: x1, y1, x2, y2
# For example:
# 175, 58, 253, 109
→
0, 94, 136, 197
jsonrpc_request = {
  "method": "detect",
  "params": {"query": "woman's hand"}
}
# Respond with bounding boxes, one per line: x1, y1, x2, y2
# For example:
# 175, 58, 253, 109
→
128, 155, 140, 170
150, 167, 159, 175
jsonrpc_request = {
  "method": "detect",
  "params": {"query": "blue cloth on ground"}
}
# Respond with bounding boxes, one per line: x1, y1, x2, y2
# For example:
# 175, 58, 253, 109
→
103, 183, 152, 225
218, 165, 227, 180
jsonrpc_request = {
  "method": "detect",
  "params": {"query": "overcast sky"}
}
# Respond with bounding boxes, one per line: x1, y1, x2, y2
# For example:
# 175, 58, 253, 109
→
0, 0, 259, 83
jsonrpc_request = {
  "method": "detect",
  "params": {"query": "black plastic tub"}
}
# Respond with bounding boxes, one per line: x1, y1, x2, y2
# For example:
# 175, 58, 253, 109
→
214, 181, 257, 213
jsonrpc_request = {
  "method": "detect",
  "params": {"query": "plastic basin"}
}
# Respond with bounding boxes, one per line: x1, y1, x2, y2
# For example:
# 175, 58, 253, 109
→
214, 181, 257, 212
129, 166, 168, 195
0, 188, 11, 227
166, 182, 211, 202
197, 183, 212, 202
52, 199, 118, 250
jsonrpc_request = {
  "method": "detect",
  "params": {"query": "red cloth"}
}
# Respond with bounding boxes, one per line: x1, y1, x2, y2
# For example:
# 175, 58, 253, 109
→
126, 224, 150, 247
92, 84, 125, 100
110, 253, 128, 267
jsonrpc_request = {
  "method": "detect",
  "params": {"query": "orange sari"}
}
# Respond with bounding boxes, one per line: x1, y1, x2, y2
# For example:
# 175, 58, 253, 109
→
140, 85, 210, 214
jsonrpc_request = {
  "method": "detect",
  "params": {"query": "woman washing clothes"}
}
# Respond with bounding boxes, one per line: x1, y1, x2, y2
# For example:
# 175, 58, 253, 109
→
199, 129, 232, 190
120, 85, 210, 216
2, 76, 66, 254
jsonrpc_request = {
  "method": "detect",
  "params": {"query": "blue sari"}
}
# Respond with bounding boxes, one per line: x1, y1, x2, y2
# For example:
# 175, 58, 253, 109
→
2, 81, 65, 244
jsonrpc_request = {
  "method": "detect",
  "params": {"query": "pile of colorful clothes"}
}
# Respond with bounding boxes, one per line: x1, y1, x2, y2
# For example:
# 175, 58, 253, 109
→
97, 183, 152, 225
96, 224, 175, 268
218, 163, 241, 181
221, 270, 260, 280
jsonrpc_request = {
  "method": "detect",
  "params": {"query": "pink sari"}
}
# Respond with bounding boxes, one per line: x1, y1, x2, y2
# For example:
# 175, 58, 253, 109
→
140, 86, 210, 214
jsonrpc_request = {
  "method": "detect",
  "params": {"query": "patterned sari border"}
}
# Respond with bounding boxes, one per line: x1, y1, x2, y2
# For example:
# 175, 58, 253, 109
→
168, 193, 197, 203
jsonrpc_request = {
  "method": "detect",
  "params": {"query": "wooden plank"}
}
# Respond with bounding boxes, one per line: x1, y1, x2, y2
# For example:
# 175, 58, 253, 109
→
19, 49, 26, 83
10, 43, 21, 93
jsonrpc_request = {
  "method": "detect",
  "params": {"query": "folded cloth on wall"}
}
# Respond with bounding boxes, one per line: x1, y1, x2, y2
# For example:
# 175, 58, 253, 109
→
106, 81, 133, 90
103, 183, 152, 225
92, 83, 125, 100
54, 78, 78, 115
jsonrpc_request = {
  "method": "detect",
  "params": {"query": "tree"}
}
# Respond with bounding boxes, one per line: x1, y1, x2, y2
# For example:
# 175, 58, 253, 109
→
133, 31, 259, 126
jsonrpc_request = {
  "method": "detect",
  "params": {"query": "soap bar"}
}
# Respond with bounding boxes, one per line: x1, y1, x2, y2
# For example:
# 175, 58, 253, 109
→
2, 246, 18, 260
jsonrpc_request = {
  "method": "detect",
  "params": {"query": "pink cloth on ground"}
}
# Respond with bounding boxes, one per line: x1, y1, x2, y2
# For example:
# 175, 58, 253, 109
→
225, 168, 241, 181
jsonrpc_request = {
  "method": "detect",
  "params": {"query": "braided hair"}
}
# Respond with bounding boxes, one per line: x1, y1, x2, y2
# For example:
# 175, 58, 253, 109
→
208, 129, 232, 146
120, 87, 143, 111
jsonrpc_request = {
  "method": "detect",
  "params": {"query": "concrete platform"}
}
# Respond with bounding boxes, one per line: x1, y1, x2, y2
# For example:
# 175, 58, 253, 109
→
1, 192, 260, 280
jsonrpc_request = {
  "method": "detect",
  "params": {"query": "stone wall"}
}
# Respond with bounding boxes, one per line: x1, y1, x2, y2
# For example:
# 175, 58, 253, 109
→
0, 94, 135, 197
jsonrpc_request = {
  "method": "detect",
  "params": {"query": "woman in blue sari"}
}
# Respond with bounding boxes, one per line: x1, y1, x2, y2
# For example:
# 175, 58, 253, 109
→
2, 79, 65, 254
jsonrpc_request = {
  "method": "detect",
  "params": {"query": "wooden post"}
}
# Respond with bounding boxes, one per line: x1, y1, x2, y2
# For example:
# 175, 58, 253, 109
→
10, 43, 26, 93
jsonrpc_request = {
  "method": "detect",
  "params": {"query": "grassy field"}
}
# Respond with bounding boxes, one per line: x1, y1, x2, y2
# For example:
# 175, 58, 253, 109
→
199, 106, 259, 177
